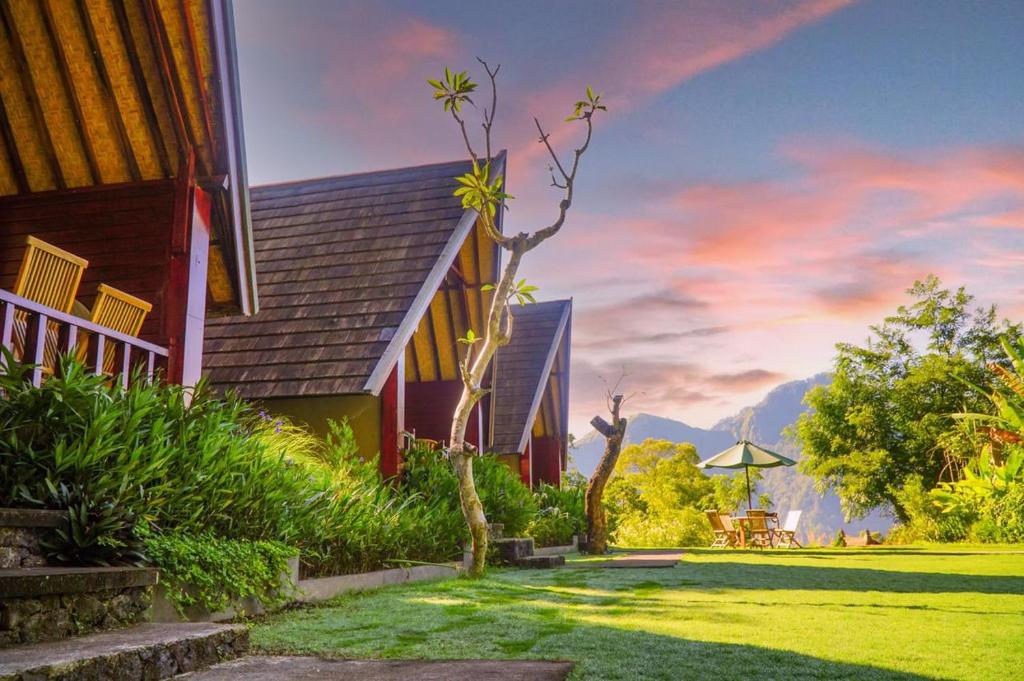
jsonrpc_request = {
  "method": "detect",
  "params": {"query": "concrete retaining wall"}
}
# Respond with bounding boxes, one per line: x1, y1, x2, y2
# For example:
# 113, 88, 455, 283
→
534, 536, 579, 557
151, 559, 458, 622
296, 564, 458, 603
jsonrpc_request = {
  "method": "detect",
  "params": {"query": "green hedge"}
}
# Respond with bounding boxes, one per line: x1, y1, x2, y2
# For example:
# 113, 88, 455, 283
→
0, 354, 459, 577
398, 446, 537, 542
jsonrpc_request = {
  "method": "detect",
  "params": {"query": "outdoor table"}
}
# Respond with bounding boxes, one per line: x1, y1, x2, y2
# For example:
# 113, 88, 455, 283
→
732, 512, 779, 548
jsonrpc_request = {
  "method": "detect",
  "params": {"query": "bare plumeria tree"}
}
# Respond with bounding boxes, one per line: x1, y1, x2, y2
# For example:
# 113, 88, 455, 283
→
584, 374, 633, 554
429, 60, 604, 577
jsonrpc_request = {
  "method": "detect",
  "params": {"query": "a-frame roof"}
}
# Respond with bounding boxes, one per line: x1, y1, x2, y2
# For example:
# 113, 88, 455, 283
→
204, 158, 488, 398
489, 299, 572, 455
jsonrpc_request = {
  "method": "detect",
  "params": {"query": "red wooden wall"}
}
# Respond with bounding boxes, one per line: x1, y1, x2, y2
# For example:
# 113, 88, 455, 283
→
0, 180, 177, 344
530, 435, 562, 488
405, 379, 486, 450
0, 178, 210, 385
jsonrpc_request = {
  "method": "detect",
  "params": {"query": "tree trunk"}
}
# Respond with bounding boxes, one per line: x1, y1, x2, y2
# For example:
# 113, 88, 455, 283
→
448, 247, 525, 578
453, 449, 488, 576
584, 395, 627, 554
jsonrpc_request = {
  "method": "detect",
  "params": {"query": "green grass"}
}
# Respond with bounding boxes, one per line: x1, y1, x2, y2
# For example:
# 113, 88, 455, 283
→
252, 547, 1024, 680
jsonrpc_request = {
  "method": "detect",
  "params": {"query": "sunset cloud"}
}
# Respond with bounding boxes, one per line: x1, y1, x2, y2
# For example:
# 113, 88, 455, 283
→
544, 140, 1024, 428
234, 2, 1023, 433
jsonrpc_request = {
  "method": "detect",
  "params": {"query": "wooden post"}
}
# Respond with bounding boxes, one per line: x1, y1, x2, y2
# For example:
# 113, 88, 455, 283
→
520, 439, 532, 487
380, 354, 405, 478
163, 152, 210, 388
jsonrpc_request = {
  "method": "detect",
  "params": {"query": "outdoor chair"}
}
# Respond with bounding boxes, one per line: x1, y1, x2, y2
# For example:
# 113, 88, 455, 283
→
745, 509, 773, 548
773, 510, 803, 548
10, 236, 89, 370
77, 284, 153, 374
720, 513, 740, 545
705, 510, 738, 548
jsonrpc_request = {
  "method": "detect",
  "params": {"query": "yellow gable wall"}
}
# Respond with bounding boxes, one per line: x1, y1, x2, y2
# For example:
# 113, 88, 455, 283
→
261, 394, 382, 461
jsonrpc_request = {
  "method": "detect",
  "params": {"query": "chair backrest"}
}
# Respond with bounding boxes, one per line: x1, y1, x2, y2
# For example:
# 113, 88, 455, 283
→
747, 509, 769, 533
705, 510, 725, 533
89, 284, 152, 337
14, 236, 89, 313
719, 513, 736, 532
783, 510, 802, 533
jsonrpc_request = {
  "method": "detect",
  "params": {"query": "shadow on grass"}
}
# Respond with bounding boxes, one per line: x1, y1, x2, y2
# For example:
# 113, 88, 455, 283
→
559, 625, 945, 681
654, 558, 1024, 595
686, 547, 1024, 557
255, 576, 951, 681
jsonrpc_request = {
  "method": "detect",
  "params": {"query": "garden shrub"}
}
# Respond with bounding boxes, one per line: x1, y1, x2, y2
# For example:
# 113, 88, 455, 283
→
527, 473, 586, 546
141, 530, 296, 616
399, 446, 537, 539
613, 507, 713, 548
527, 507, 576, 547
0, 355, 462, 578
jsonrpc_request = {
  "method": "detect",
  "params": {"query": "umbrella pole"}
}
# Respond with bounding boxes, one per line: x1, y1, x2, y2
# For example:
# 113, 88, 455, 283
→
745, 465, 753, 510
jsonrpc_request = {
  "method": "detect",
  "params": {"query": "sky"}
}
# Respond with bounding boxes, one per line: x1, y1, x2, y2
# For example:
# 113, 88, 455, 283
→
232, 0, 1024, 434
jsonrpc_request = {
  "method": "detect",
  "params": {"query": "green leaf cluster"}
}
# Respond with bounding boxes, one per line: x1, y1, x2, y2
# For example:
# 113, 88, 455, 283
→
453, 161, 512, 219
428, 67, 477, 113
566, 85, 607, 122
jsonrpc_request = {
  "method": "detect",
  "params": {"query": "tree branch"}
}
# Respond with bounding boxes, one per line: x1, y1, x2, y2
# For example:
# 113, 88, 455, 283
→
477, 58, 499, 165
522, 114, 595, 252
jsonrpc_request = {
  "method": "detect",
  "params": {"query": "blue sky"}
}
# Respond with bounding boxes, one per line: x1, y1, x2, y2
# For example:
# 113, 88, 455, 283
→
233, 0, 1024, 431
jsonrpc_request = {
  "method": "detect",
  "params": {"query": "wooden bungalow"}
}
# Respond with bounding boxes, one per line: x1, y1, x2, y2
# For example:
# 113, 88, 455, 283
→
0, 0, 256, 385
203, 157, 504, 477
489, 299, 572, 488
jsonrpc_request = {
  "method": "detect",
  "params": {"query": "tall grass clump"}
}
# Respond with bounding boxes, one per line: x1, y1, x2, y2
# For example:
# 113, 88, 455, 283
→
399, 446, 537, 539
528, 472, 586, 547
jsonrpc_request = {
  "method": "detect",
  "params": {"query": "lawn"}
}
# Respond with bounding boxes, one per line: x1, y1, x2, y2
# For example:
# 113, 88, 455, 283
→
252, 547, 1024, 680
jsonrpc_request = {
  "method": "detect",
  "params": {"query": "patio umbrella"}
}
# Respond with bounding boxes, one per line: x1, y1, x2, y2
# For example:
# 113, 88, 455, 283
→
697, 440, 797, 509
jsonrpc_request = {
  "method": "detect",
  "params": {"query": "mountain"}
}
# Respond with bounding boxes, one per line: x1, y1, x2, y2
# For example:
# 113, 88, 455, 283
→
570, 413, 734, 477
569, 374, 893, 543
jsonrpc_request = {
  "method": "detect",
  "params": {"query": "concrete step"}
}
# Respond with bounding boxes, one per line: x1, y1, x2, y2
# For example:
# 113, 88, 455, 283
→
514, 555, 565, 569
0, 622, 248, 681
1, 567, 158, 646
492, 537, 535, 564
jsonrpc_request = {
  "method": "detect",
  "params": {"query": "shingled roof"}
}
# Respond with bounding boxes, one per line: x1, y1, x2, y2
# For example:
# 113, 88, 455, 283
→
489, 300, 572, 455
204, 158, 485, 398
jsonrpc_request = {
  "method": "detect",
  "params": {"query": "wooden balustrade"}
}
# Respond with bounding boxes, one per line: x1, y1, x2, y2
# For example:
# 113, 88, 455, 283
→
0, 288, 168, 388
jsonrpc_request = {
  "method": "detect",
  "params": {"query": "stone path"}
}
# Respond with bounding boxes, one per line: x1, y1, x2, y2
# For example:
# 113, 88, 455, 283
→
572, 549, 683, 568
179, 656, 574, 680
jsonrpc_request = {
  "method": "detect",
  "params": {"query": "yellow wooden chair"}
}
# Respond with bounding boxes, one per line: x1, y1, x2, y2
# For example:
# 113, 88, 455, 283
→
78, 284, 153, 375
11, 236, 89, 368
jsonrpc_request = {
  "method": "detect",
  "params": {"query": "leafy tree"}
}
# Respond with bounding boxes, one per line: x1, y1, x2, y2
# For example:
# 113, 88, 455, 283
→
794, 276, 1021, 522
603, 438, 753, 546
428, 62, 604, 576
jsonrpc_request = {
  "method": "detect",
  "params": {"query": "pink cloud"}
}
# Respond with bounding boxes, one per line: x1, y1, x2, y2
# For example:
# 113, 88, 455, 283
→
541, 140, 1024, 431
511, 0, 856, 170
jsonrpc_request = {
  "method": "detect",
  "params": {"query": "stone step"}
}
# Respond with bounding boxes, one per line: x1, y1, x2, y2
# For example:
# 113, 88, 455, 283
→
1, 567, 158, 646
0, 623, 247, 681
0, 509, 69, 569
514, 555, 565, 569
492, 537, 535, 564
